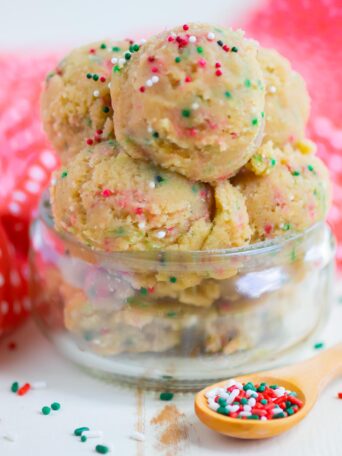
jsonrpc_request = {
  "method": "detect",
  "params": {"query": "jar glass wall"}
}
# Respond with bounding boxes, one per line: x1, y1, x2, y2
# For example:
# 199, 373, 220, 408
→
30, 194, 335, 389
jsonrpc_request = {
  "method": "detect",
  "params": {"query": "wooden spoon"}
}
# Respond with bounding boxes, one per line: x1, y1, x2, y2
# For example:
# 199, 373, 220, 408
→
195, 343, 342, 439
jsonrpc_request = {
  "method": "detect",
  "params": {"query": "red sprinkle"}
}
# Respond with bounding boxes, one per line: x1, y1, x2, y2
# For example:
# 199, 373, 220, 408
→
18, 383, 31, 396
185, 76, 192, 83
198, 59, 206, 67
139, 86, 145, 93
151, 66, 159, 73
148, 56, 155, 63
135, 207, 144, 215
100, 76, 106, 82
89, 48, 96, 54
215, 69, 223, 77
183, 24, 189, 31
86, 138, 94, 145
338, 392, 342, 399
264, 223, 273, 235
215, 62, 221, 68
223, 45, 230, 52
96, 129, 103, 135
102, 189, 113, 197
168, 36, 174, 42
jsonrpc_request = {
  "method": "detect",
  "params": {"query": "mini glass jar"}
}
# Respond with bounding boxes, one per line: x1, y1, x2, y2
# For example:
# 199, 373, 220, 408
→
30, 193, 335, 390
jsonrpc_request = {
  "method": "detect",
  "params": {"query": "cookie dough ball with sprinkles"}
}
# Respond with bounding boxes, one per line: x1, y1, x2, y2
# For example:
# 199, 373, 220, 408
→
110, 23, 265, 182
232, 142, 331, 242
50, 141, 213, 251
258, 48, 310, 147
41, 40, 130, 163
203, 181, 252, 249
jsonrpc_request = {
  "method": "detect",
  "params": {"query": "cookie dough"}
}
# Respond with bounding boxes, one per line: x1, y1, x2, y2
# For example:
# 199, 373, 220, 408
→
233, 142, 331, 241
41, 40, 130, 163
110, 23, 265, 182
51, 141, 212, 251
259, 48, 310, 146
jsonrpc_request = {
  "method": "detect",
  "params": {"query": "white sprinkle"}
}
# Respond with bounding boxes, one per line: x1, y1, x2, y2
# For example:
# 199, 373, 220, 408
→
138, 221, 146, 229
208, 399, 220, 411
107, 82, 111, 89
118, 57, 126, 66
147, 126, 153, 133
82, 430, 103, 439
170, 32, 177, 38
189, 35, 197, 43
246, 389, 258, 398
225, 379, 237, 388
0, 273, 4, 287
1, 301, 9, 314
140, 38, 147, 44
148, 181, 156, 189
227, 389, 240, 404
146, 79, 153, 87
207, 32, 215, 41
261, 416, 267, 421
243, 405, 252, 412
227, 405, 240, 413
275, 387, 286, 397
239, 411, 252, 417
130, 431, 145, 442
93, 90, 100, 97
155, 230, 166, 239
248, 397, 256, 407
31, 381, 47, 390
111, 57, 118, 64
235, 382, 243, 390
271, 407, 283, 415
191, 102, 199, 110
3, 432, 18, 442
50, 177, 57, 186
268, 85, 277, 94
151, 75, 159, 84
13, 191, 27, 202
9, 202, 21, 215
205, 388, 219, 398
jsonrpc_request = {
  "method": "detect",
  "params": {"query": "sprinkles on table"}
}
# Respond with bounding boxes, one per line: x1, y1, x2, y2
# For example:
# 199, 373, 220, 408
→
205, 379, 303, 420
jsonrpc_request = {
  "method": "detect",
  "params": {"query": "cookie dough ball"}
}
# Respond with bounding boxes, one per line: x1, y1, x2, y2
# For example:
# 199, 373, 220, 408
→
111, 23, 265, 182
41, 40, 130, 163
259, 48, 310, 146
51, 141, 212, 251
233, 143, 331, 241
203, 181, 251, 249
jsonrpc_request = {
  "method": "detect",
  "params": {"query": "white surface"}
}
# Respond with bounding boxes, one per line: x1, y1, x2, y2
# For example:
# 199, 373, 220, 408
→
0, 287, 341, 456
0, 0, 259, 50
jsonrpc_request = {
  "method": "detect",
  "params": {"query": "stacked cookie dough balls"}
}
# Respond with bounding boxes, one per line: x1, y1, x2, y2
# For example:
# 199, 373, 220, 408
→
41, 24, 331, 355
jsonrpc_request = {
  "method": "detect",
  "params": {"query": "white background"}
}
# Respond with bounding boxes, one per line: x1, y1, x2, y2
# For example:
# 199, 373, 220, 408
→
1, 0, 341, 454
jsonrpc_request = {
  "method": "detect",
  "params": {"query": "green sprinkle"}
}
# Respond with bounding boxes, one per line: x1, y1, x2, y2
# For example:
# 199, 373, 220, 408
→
308, 164, 314, 172
74, 427, 90, 436
81, 435, 87, 442
124, 52, 131, 60
112, 46, 121, 52
314, 342, 324, 350
140, 287, 148, 296
257, 385, 266, 392
160, 392, 174, 401
192, 184, 199, 193
41, 406, 51, 415
287, 407, 295, 416
240, 398, 248, 405
217, 407, 228, 415
292, 170, 301, 176
270, 158, 277, 167
218, 397, 227, 406
244, 79, 251, 88
46, 72, 55, 81
96, 445, 110, 454
61, 171, 68, 178
224, 91, 232, 98
197, 46, 204, 54
86, 73, 92, 79
155, 175, 164, 183
113, 65, 121, 73
92, 74, 99, 81
181, 109, 191, 118
100, 43, 107, 49
251, 118, 258, 126
231, 46, 238, 52
169, 276, 177, 283
166, 311, 177, 318
233, 402, 240, 406
274, 412, 286, 419
261, 111, 265, 118
270, 385, 278, 389
175, 57, 181, 63
152, 131, 159, 139
11, 382, 19, 393
133, 44, 140, 52
129, 45, 135, 52
282, 223, 291, 231
260, 399, 268, 405
102, 106, 110, 113
247, 415, 260, 420
51, 402, 61, 411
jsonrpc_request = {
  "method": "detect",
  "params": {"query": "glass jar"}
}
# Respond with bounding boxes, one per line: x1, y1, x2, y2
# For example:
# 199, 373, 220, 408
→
30, 193, 335, 390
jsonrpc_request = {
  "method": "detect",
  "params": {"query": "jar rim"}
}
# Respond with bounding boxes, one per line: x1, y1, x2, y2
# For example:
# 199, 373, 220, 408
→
38, 191, 329, 263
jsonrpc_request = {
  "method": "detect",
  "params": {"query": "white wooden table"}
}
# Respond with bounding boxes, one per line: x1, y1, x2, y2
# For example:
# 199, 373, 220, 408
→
1, 284, 341, 456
